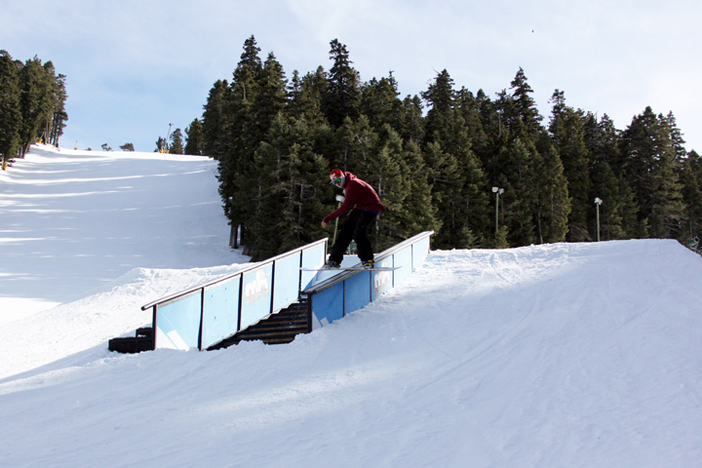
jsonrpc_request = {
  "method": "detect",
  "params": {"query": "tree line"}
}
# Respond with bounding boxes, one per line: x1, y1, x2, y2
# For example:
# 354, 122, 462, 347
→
0, 51, 68, 166
186, 36, 701, 261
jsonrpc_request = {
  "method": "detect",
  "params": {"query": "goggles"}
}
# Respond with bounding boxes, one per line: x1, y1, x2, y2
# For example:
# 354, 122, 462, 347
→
331, 176, 343, 186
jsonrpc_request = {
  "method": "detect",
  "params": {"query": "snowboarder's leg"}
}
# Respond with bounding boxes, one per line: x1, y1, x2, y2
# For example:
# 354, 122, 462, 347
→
354, 210, 377, 263
328, 210, 360, 263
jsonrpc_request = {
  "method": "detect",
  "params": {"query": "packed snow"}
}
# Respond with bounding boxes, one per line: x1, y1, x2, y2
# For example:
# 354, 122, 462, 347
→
1, 145, 702, 467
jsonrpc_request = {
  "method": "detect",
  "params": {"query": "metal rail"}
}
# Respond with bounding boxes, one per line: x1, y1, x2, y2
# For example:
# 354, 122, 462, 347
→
302, 231, 434, 295
142, 237, 328, 311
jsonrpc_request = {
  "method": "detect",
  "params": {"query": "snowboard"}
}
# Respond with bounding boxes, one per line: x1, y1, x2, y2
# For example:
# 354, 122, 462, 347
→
301, 266, 400, 272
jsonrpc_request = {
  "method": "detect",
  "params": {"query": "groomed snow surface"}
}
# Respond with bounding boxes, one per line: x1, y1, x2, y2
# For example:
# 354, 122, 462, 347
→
1, 145, 702, 467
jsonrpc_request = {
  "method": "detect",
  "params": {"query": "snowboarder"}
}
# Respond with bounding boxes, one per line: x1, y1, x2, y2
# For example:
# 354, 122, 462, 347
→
322, 169, 385, 269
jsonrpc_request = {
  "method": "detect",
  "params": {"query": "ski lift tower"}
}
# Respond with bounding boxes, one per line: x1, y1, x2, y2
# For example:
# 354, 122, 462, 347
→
160, 123, 173, 153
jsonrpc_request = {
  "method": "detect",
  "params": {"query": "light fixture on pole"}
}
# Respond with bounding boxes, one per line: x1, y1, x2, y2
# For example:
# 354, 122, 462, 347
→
492, 187, 504, 236
594, 197, 603, 242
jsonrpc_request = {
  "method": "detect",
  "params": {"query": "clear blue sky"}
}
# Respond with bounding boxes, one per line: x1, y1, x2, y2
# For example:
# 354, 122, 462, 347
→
3, 0, 700, 153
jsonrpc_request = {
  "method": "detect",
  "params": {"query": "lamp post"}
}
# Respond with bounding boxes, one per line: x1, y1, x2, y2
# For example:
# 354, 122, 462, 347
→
594, 197, 603, 242
492, 187, 504, 236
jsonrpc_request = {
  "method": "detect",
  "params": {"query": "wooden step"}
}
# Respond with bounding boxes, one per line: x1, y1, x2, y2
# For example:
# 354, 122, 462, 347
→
207, 300, 310, 350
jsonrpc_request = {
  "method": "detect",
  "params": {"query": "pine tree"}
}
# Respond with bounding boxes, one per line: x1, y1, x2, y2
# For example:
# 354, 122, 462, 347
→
201, 79, 230, 159
583, 112, 634, 240
422, 69, 455, 145
226, 34, 264, 174
362, 124, 408, 250
589, 158, 632, 240
18, 56, 55, 155
323, 39, 361, 128
42, 61, 67, 147
248, 114, 300, 259
532, 144, 571, 243
549, 90, 590, 241
169, 128, 184, 154
421, 70, 460, 248
154, 137, 166, 152
333, 115, 378, 174
474, 88, 509, 187
495, 138, 538, 246
423, 137, 486, 249
0, 50, 22, 166
219, 38, 294, 255
397, 95, 425, 144
620, 107, 685, 238
233, 36, 263, 102
184, 118, 203, 155
249, 114, 330, 259
394, 138, 440, 238
361, 74, 403, 133
422, 69, 489, 248
663, 111, 687, 163
455, 87, 489, 161
288, 67, 328, 125
680, 150, 702, 240
454, 146, 491, 248
287, 67, 336, 183
509, 67, 542, 140
251, 52, 288, 137
481, 69, 550, 247
218, 36, 265, 243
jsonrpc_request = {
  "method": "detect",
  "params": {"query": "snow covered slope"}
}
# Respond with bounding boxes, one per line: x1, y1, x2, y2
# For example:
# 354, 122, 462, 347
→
0, 144, 248, 320
1, 145, 702, 467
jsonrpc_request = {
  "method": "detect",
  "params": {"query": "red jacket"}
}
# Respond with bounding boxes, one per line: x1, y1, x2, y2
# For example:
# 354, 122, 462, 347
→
323, 172, 385, 223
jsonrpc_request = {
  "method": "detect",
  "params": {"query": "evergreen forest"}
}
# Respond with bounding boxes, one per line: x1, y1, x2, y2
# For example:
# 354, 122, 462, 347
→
0, 51, 68, 166
188, 36, 702, 261
4, 43, 698, 263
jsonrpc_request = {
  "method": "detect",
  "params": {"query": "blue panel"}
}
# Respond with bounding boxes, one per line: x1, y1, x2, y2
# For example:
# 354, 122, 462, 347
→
412, 236, 430, 270
345, 271, 371, 314
301, 234, 433, 333
201, 278, 241, 349
301, 243, 326, 290
240, 265, 273, 330
273, 254, 301, 312
156, 292, 202, 350
371, 258, 394, 301
311, 282, 344, 329
393, 246, 413, 286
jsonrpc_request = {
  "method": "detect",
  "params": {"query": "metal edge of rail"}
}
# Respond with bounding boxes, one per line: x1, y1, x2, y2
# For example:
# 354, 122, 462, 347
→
300, 231, 434, 296
140, 237, 329, 311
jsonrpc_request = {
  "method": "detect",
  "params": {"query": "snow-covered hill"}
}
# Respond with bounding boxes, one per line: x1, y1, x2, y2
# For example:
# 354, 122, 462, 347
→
1, 145, 702, 467
0, 145, 249, 319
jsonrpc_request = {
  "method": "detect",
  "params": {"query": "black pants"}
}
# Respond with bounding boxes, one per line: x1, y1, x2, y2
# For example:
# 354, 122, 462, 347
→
329, 209, 378, 263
